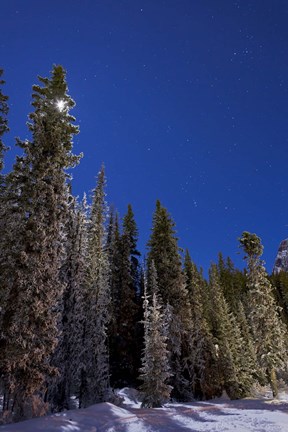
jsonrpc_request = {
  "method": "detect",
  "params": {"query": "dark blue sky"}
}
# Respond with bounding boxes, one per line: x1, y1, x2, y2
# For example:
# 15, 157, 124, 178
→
2, 0, 288, 273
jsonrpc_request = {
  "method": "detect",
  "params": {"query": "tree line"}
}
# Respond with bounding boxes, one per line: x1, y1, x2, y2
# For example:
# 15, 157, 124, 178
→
0, 66, 287, 424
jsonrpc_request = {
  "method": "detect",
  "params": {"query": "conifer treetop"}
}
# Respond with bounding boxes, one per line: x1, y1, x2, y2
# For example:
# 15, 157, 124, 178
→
26, 65, 81, 170
239, 231, 263, 260
122, 203, 140, 257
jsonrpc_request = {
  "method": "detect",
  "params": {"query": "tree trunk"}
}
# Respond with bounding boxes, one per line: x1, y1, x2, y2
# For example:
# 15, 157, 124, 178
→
267, 368, 278, 398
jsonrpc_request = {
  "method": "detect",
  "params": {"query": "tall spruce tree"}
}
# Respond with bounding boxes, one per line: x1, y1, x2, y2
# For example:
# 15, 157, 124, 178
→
79, 166, 111, 408
139, 270, 172, 408
47, 194, 88, 412
109, 204, 140, 387
240, 231, 288, 397
207, 264, 254, 399
184, 251, 221, 399
106, 209, 120, 325
236, 301, 259, 383
0, 65, 80, 421
270, 271, 288, 328
217, 253, 246, 315
122, 204, 141, 291
147, 200, 193, 400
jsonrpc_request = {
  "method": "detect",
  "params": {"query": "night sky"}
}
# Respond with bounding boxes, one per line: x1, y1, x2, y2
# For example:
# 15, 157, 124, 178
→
2, 1, 288, 273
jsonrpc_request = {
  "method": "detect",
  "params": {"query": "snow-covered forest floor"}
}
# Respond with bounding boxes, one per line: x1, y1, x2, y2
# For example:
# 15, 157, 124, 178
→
1, 386, 288, 432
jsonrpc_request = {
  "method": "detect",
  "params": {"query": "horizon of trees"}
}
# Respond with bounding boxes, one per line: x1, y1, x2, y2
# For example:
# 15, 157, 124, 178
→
0, 66, 288, 424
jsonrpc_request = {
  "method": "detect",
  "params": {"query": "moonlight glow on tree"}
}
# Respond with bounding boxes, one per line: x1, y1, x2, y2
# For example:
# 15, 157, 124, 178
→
0, 65, 80, 420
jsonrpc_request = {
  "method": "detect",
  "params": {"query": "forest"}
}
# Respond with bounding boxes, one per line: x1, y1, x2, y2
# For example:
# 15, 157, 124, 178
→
0, 66, 288, 425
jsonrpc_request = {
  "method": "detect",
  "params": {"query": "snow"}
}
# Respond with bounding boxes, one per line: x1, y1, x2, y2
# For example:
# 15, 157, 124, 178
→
117, 388, 142, 409
1, 388, 288, 432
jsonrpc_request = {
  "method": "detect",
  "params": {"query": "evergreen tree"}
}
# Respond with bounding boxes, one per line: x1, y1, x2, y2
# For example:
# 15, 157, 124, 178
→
147, 201, 183, 305
0, 65, 80, 421
107, 209, 121, 316
117, 205, 140, 385
240, 232, 288, 397
79, 166, 111, 408
108, 205, 141, 387
139, 271, 172, 408
147, 200, 193, 400
217, 253, 246, 314
106, 209, 120, 329
184, 251, 221, 399
48, 194, 88, 411
236, 301, 259, 383
122, 204, 141, 301
207, 264, 254, 399
147, 260, 160, 296
270, 271, 288, 327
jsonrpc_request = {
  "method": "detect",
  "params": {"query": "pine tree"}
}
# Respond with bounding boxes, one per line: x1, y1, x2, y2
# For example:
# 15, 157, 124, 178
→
47, 194, 88, 411
139, 271, 172, 408
270, 271, 288, 327
107, 205, 141, 387
217, 253, 246, 315
184, 251, 221, 399
147, 201, 184, 305
236, 301, 259, 383
240, 231, 288, 397
107, 209, 122, 386
122, 204, 141, 295
207, 264, 254, 399
0, 65, 80, 421
107, 209, 121, 317
79, 166, 111, 408
147, 200, 193, 400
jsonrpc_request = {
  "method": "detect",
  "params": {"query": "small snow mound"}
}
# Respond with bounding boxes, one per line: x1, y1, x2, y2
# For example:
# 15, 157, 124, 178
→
117, 388, 142, 408
278, 391, 288, 402
107, 403, 134, 418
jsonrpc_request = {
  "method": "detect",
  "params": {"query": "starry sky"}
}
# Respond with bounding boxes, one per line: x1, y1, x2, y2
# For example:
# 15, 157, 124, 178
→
2, 0, 288, 273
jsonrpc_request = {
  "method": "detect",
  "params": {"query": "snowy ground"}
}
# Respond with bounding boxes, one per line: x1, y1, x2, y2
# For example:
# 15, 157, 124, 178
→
1, 387, 288, 432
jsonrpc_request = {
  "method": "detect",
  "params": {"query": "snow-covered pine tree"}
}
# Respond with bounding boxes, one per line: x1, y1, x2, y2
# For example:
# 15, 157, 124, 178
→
147, 260, 160, 296
226, 310, 256, 398
147, 200, 193, 400
270, 271, 288, 328
139, 268, 172, 408
106, 210, 120, 356
109, 204, 141, 387
217, 253, 246, 315
184, 251, 221, 399
207, 264, 254, 399
122, 204, 141, 296
0, 65, 81, 421
147, 201, 183, 305
235, 301, 260, 383
107, 209, 121, 316
47, 194, 88, 412
217, 254, 259, 389
106, 207, 116, 266
240, 231, 288, 397
79, 166, 111, 408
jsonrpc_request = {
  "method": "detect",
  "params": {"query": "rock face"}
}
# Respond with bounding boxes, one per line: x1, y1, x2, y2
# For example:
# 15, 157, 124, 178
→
273, 239, 288, 274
